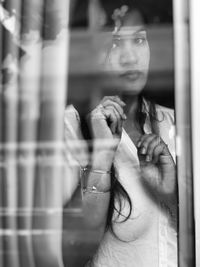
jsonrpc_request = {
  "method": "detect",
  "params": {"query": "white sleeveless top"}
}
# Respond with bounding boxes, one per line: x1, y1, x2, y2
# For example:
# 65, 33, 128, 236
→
64, 102, 177, 267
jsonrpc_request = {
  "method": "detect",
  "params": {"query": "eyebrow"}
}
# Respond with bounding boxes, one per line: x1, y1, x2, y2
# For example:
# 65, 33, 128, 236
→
113, 28, 146, 38
134, 26, 146, 32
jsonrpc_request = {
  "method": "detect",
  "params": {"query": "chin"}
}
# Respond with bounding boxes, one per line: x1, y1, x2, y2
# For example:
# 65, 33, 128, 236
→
122, 79, 147, 95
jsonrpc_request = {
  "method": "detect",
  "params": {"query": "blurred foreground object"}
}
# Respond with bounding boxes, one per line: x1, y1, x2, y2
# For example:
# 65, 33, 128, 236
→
0, 0, 70, 266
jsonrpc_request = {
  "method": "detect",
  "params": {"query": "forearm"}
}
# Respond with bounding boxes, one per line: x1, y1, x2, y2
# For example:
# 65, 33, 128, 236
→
82, 152, 113, 229
83, 190, 110, 229
162, 190, 178, 229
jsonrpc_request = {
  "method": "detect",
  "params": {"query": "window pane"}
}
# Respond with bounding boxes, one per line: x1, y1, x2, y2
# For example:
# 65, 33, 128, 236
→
65, 1, 179, 267
1, 0, 197, 266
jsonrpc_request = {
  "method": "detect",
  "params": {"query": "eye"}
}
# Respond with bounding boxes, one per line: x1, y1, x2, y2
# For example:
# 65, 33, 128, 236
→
134, 37, 146, 45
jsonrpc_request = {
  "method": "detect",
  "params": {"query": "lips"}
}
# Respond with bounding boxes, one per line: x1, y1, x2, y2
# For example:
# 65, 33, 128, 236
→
120, 70, 141, 81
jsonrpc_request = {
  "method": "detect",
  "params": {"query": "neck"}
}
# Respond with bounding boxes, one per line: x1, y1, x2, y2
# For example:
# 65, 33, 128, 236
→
122, 94, 139, 122
122, 94, 143, 140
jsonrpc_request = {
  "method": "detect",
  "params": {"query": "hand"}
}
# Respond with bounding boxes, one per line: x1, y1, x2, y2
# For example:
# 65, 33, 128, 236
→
88, 96, 126, 170
89, 96, 126, 140
137, 134, 177, 203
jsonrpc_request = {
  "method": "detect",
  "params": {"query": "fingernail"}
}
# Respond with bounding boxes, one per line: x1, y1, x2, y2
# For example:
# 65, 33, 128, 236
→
140, 147, 146, 155
146, 155, 151, 162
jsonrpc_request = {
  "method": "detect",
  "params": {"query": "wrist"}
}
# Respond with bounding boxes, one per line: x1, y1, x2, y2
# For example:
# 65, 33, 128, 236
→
92, 152, 115, 172
91, 163, 112, 173
81, 167, 111, 175
81, 167, 111, 193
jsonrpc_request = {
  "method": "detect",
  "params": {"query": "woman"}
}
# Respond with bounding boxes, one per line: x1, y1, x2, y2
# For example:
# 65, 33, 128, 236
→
64, 7, 177, 267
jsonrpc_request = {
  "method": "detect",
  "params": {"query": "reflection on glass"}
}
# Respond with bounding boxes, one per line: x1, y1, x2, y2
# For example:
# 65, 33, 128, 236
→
0, 0, 180, 266
65, 2, 178, 267
1, 1, 69, 267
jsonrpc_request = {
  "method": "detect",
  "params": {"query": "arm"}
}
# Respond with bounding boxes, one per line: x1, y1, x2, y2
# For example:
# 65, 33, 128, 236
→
80, 96, 126, 229
137, 134, 177, 216
81, 150, 113, 229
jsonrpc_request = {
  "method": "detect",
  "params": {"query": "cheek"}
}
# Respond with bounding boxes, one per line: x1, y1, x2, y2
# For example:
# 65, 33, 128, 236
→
138, 46, 150, 72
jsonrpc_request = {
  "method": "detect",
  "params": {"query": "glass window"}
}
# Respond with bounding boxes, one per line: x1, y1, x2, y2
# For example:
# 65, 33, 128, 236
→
0, 0, 198, 266
66, 1, 178, 267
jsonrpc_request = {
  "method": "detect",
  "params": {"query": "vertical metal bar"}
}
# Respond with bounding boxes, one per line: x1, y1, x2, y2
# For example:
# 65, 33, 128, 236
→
17, 1, 44, 266
0, 7, 4, 267
32, 1, 70, 266
1, 0, 21, 266
190, 0, 200, 266
173, 0, 195, 266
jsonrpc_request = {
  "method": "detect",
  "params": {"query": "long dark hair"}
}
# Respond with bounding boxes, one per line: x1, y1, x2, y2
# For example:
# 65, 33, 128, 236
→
105, 94, 159, 238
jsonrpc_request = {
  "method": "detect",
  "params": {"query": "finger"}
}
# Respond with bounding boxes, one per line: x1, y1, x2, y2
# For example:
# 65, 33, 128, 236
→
102, 100, 125, 117
101, 99, 126, 120
90, 105, 107, 120
111, 107, 122, 134
117, 118, 123, 136
103, 107, 118, 134
145, 136, 162, 162
152, 143, 171, 164
105, 106, 122, 135
138, 134, 156, 155
103, 96, 126, 107
137, 134, 152, 147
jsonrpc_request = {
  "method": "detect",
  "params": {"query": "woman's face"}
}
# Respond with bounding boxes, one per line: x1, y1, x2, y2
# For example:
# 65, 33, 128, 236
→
107, 12, 150, 95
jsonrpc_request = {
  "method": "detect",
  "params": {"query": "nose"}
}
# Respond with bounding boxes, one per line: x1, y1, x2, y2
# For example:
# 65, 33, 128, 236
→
119, 46, 138, 67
